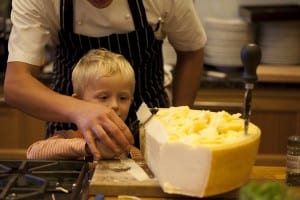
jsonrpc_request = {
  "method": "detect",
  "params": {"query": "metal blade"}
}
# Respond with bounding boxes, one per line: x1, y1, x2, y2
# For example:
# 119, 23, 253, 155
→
244, 84, 253, 135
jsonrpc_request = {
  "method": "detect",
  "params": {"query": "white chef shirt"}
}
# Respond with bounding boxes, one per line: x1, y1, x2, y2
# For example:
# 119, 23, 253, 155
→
8, 0, 207, 66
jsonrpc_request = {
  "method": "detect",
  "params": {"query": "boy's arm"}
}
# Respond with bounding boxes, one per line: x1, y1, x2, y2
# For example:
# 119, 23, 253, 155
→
26, 131, 90, 160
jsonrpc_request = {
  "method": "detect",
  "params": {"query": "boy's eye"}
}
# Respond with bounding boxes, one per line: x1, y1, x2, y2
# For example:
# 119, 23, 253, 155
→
98, 96, 108, 100
120, 96, 129, 101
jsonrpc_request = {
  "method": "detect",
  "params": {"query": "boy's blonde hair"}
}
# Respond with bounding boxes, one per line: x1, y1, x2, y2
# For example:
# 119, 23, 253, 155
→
72, 49, 135, 97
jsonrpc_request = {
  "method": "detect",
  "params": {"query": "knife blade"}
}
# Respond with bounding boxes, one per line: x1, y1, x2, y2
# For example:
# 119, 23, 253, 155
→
244, 83, 254, 135
129, 146, 155, 178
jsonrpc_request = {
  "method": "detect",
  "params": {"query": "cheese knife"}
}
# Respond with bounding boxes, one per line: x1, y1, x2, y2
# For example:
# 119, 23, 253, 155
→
241, 44, 261, 135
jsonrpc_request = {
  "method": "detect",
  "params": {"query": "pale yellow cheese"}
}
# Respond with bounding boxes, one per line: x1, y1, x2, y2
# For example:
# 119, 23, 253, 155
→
144, 106, 260, 197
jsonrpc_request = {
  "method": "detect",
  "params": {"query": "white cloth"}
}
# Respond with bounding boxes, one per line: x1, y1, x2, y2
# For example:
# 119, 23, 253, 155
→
8, 0, 206, 66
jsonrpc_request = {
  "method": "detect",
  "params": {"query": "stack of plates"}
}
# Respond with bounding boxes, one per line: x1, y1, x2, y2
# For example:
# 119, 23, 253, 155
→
204, 18, 255, 68
259, 21, 300, 65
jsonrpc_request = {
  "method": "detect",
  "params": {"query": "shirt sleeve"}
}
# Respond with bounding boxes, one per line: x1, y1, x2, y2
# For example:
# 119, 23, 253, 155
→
26, 131, 89, 160
8, 0, 59, 66
162, 0, 207, 51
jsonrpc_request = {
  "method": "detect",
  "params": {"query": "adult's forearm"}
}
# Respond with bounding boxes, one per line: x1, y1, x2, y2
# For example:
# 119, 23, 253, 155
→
172, 49, 204, 107
4, 62, 134, 161
4, 62, 81, 123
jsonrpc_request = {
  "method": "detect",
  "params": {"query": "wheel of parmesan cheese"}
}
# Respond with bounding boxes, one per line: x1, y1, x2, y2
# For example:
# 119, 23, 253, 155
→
142, 106, 261, 198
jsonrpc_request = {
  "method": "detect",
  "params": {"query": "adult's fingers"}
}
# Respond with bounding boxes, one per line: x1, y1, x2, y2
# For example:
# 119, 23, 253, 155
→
118, 120, 134, 145
107, 112, 134, 145
92, 123, 121, 154
83, 129, 101, 161
102, 115, 134, 152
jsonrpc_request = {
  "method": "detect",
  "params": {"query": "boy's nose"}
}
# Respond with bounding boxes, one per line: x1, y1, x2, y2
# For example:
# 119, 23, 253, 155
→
109, 98, 119, 111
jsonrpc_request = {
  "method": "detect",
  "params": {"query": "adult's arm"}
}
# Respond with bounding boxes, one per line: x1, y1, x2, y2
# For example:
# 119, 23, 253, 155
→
4, 62, 134, 160
161, 0, 206, 107
172, 48, 204, 107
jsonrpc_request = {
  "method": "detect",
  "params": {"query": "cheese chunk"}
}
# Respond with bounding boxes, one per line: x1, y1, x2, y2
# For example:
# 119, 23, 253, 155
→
144, 107, 260, 198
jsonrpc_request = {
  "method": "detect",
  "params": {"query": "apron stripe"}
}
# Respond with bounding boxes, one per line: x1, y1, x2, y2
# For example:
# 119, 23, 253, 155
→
87, 36, 92, 49
115, 35, 122, 54
128, 0, 147, 29
97, 37, 102, 48
60, 0, 73, 32
108, 35, 118, 53
125, 34, 133, 63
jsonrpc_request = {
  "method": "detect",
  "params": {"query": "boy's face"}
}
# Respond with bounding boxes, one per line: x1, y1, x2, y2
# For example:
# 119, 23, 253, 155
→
81, 75, 133, 121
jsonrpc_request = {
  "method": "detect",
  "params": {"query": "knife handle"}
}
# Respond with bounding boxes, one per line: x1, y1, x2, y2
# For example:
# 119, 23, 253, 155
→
241, 44, 262, 84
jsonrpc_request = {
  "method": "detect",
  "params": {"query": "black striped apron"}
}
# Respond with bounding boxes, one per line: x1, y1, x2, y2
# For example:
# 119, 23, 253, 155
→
47, 0, 170, 146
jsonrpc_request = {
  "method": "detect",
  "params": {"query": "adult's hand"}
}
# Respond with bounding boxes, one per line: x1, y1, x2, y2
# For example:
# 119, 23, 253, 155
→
4, 62, 134, 160
72, 101, 134, 160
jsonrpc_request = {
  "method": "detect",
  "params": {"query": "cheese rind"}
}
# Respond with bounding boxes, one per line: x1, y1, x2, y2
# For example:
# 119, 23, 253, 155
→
204, 129, 260, 196
144, 107, 260, 197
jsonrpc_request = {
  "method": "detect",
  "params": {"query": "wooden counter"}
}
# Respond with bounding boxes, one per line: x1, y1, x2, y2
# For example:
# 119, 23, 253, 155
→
257, 65, 300, 83
88, 166, 300, 200
0, 149, 27, 159
0, 89, 46, 150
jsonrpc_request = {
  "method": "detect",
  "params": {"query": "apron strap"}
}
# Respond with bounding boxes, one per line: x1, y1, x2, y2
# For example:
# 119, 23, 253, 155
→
127, 0, 149, 30
60, 0, 74, 32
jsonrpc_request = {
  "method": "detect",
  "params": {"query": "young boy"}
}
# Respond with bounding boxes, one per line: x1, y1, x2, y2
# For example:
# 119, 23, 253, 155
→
27, 49, 136, 160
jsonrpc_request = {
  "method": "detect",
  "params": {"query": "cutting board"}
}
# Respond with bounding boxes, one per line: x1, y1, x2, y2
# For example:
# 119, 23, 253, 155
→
89, 159, 178, 197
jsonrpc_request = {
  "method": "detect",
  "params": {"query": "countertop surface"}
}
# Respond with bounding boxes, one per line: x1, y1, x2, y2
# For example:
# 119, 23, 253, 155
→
87, 165, 300, 200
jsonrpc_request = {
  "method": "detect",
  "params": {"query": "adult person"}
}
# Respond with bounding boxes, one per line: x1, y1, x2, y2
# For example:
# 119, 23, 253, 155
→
4, 0, 207, 161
